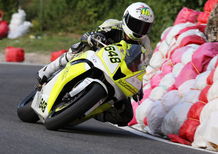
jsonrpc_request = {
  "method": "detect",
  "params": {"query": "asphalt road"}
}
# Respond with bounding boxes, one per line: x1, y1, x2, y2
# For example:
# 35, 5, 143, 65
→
0, 63, 213, 154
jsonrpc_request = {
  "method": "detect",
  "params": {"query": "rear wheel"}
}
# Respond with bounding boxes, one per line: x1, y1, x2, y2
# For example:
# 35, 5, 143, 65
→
44, 83, 107, 130
17, 90, 39, 123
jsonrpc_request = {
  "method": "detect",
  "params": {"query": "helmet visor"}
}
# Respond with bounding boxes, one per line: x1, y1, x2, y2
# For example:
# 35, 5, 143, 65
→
125, 13, 152, 37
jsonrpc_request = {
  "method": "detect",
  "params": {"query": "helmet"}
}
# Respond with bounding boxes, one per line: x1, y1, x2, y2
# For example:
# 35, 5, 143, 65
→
122, 2, 154, 41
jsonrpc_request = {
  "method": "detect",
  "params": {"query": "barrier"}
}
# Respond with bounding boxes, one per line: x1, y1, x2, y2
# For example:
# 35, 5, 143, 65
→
50, 49, 67, 62
0, 20, 9, 38
5, 47, 25, 62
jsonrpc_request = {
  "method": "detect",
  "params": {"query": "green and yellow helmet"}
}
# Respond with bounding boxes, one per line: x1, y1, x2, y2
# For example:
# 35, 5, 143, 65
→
122, 2, 154, 41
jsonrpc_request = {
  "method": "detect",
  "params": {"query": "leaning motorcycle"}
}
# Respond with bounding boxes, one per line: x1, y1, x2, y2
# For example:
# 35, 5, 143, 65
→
17, 40, 146, 130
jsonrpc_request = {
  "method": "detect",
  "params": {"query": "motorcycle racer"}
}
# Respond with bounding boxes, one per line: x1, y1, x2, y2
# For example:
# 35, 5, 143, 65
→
37, 2, 154, 126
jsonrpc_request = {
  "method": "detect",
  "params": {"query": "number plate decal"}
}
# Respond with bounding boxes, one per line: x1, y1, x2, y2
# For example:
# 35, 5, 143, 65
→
103, 46, 121, 74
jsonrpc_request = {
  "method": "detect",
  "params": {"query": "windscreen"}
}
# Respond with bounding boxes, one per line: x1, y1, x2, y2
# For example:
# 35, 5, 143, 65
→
125, 44, 146, 72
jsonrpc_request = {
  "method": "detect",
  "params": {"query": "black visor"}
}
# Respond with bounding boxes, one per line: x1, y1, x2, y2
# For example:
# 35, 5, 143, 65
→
125, 13, 152, 37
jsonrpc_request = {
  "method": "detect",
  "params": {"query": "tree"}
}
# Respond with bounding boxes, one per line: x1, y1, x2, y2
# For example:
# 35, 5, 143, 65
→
0, 0, 18, 21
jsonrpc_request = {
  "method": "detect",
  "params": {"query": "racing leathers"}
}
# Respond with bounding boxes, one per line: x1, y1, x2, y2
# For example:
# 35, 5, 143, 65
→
37, 19, 152, 126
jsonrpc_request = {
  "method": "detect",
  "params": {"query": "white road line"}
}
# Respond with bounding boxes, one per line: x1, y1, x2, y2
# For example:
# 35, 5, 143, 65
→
118, 126, 217, 154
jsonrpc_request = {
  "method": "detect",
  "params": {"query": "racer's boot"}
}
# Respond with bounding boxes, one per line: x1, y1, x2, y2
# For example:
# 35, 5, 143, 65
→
37, 42, 85, 84
94, 98, 133, 126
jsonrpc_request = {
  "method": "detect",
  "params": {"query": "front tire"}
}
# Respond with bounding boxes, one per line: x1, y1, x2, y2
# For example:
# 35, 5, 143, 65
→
44, 83, 107, 130
17, 90, 39, 123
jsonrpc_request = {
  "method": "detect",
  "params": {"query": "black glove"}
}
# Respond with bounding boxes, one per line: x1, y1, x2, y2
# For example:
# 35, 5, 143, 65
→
81, 31, 107, 48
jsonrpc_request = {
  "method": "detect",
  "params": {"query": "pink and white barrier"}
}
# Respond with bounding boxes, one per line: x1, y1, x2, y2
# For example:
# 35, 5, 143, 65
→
129, 0, 218, 151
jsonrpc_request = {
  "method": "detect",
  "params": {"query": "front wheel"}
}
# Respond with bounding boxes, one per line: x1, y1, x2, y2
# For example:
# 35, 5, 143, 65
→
44, 83, 107, 130
17, 90, 39, 123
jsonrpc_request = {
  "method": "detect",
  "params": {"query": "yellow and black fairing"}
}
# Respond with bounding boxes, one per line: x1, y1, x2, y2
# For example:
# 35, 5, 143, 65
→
45, 58, 113, 116
96, 40, 146, 97
45, 40, 146, 116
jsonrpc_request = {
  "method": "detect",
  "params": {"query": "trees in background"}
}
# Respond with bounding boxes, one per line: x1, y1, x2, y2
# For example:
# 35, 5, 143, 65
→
0, 0, 207, 44
0, 0, 17, 20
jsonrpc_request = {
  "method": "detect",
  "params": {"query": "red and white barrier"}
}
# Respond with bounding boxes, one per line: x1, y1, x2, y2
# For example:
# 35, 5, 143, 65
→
129, 0, 218, 151
174, 7, 200, 25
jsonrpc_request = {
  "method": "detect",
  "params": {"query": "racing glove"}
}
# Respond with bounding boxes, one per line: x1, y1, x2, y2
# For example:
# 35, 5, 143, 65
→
81, 31, 107, 49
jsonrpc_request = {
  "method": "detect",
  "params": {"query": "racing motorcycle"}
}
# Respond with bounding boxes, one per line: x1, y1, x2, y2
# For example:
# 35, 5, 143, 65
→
17, 39, 146, 130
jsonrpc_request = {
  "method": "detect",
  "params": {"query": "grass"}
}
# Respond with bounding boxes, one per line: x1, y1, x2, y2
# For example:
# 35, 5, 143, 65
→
0, 32, 158, 55
0, 32, 80, 54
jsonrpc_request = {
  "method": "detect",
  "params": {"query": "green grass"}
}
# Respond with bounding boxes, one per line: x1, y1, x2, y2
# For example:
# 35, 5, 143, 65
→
0, 33, 80, 54
0, 32, 158, 54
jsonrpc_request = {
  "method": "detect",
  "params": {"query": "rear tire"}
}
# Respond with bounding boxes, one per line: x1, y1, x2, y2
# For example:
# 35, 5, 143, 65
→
17, 90, 39, 123
44, 83, 107, 130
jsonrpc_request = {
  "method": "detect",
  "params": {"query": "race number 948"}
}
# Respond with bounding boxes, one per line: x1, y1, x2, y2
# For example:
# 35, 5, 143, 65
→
105, 46, 121, 63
